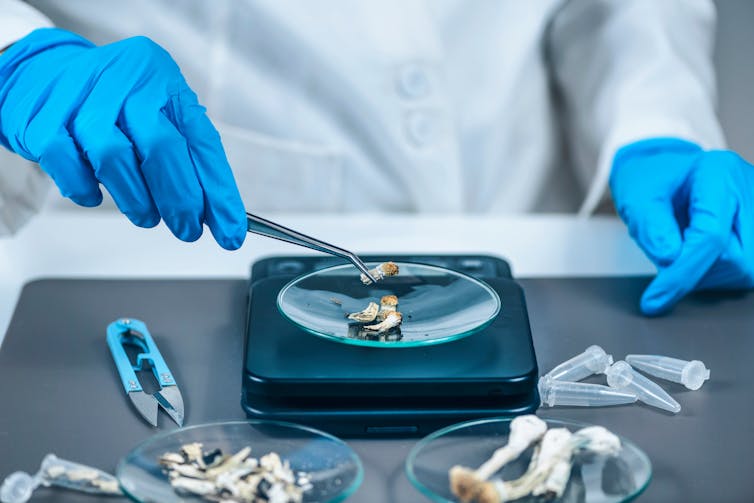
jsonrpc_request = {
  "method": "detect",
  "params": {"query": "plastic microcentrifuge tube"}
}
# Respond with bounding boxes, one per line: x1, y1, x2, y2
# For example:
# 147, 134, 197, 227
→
0, 454, 120, 503
544, 345, 614, 382
626, 354, 710, 391
605, 361, 681, 413
0, 471, 41, 503
538, 375, 637, 407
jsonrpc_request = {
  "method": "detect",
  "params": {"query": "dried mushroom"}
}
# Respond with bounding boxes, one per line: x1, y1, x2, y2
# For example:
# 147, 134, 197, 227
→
376, 295, 399, 320
449, 415, 622, 503
348, 263, 403, 340
348, 324, 404, 342
361, 261, 399, 284
161, 443, 309, 503
346, 293, 403, 340
450, 415, 547, 502
347, 301, 379, 322
65, 468, 101, 481
364, 312, 403, 333
180, 442, 204, 465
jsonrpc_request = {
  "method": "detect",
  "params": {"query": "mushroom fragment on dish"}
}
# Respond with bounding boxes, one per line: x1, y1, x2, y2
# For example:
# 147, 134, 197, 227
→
364, 312, 403, 333
171, 477, 216, 496
376, 295, 399, 321
180, 442, 205, 465
346, 295, 404, 338
360, 261, 399, 284
449, 415, 547, 502
160, 443, 308, 503
475, 428, 574, 503
571, 426, 621, 457
347, 301, 379, 322
448, 415, 623, 503
159, 452, 185, 466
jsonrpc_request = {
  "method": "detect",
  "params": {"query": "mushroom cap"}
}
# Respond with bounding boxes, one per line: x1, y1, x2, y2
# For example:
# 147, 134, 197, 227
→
449, 466, 481, 502
381, 262, 400, 276
380, 295, 399, 306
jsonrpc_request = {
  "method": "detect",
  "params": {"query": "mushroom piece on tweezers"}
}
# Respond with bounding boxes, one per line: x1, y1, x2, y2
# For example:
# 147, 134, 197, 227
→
360, 262, 399, 284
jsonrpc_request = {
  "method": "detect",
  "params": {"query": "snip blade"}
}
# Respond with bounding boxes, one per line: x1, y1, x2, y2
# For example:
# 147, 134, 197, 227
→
128, 391, 158, 427
155, 386, 185, 427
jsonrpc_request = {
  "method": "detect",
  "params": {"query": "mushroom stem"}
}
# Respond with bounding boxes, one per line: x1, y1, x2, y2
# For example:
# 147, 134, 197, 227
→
449, 415, 547, 502
363, 312, 403, 333
474, 425, 622, 503
476, 416, 547, 480
476, 428, 574, 502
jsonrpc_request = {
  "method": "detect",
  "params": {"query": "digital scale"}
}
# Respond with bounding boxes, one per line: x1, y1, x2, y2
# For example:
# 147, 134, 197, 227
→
241, 255, 539, 437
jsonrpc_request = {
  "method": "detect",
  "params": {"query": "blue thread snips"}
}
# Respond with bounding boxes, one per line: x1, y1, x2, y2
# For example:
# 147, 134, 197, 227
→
106, 318, 184, 427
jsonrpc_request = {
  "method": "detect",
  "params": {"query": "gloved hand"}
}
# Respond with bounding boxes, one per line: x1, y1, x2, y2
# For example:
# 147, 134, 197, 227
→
0, 28, 246, 250
610, 137, 754, 315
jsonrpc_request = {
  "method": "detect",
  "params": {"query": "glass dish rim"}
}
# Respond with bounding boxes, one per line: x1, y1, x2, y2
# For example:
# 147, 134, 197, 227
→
275, 261, 502, 349
405, 416, 653, 503
116, 418, 365, 503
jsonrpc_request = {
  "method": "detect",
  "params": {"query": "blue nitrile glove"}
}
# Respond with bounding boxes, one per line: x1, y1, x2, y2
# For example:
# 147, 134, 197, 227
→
610, 137, 754, 316
0, 28, 246, 250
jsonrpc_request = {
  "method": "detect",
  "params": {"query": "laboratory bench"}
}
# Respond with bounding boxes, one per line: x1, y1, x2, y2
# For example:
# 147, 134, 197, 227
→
1, 212, 750, 502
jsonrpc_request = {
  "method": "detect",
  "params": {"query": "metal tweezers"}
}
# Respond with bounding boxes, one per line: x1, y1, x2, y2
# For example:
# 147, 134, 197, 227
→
246, 212, 378, 283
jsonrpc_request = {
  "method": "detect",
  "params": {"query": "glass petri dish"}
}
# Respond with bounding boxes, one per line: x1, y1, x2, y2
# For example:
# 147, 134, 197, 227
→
277, 262, 501, 348
117, 420, 363, 503
406, 417, 651, 503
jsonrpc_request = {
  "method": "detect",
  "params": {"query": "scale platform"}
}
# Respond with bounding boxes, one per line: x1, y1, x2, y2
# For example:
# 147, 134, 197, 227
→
241, 255, 539, 437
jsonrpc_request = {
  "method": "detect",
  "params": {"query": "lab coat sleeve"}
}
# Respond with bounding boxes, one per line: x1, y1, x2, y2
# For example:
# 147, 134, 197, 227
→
0, 0, 53, 49
0, 1, 53, 235
548, 0, 725, 215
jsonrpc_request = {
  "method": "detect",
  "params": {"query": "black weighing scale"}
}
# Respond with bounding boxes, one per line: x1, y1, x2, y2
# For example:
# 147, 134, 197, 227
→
241, 255, 539, 437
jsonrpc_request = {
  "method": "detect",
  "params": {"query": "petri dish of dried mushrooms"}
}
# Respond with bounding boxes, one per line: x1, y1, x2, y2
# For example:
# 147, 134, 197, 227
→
117, 420, 363, 503
406, 417, 651, 503
277, 262, 501, 348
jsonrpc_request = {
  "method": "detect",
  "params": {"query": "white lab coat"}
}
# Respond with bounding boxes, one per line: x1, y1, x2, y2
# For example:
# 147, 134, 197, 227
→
0, 0, 725, 234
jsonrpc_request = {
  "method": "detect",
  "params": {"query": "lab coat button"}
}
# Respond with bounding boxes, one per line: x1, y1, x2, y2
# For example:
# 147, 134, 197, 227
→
406, 112, 434, 146
397, 64, 431, 99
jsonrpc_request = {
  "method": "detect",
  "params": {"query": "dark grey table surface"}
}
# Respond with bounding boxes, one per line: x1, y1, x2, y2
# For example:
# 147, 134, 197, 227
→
0, 278, 751, 503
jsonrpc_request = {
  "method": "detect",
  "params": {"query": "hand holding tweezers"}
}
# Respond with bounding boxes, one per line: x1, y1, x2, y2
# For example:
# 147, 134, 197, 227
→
246, 212, 377, 283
